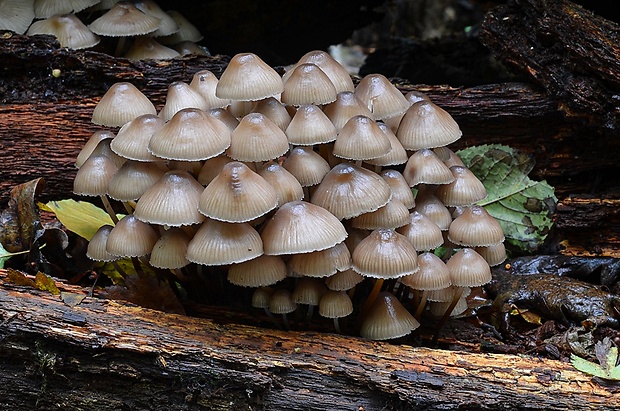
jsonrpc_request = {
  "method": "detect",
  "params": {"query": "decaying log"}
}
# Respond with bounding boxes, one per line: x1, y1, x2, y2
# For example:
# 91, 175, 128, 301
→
0, 271, 617, 411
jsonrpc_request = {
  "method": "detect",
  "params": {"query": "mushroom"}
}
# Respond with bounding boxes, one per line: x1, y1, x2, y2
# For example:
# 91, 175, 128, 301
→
332, 115, 391, 164
268, 289, 297, 330
360, 292, 420, 340
281, 63, 337, 106
354, 73, 411, 121
396, 100, 462, 150
73, 154, 120, 223
158, 81, 208, 121
319, 290, 353, 334
400, 252, 452, 320
0, 0, 35, 34
34, 0, 98, 18
92, 82, 157, 127
216, 52, 283, 102
288, 242, 351, 278
227, 112, 289, 164
27, 14, 100, 50
292, 277, 327, 320
228, 255, 287, 288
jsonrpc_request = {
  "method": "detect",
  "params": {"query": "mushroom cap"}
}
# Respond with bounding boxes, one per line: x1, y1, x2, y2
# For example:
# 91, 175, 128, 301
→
0, 0, 35, 34
189, 70, 231, 110
285, 104, 337, 146
268, 289, 297, 314
133, 0, 179, 37
149, 108, 231, 161
413, 191, 453, 231
319, 290, 353, 319
149, 227, 191, 269
197, 155, 234, 185
448, 205, 505, 247
158, 81, 208, 121
400, 252, 451, 291
206, 108, 239, 131
92, 82, 156, 127
86, 225, 118, 262
396, 211, 444, 251
34, 0, 98, 18
257, 161, 304, 206
351, 199, 411, 230
292, 277, 327, 306
281, 63, 337, 106
133, 170, 205, 226
27, 14, 100, 50
380, 169, 415, 209
323, 91, 374, 131
354, 73, 411, 120
429, 294, 469, 317
474, 242, 507, 267
157, 9, 203, 44
365, 123, 408, 167
446, 248, 492, 287
73, 155, 119, 196
106, 214, 159, 257
251, 97, 292, 131
360, 292, 420, 340
227, 113, 289, 162
282, 146, 331, 187
216, 52, 283, 101
435, 165, 487, 207
261, 201, 348, 255
352, 229, 419, 279
396, 100, 462, 150
198, 161, 278, 223
433, 146, 465, 168
228, 255, 287, 287
288, 242, 351, 278
88, 1, 161, 37
403, 149, 455, 187
110, 114, 165, 162
284, 50, 354, 93
186, 218, 263, 266
251, 287, 273, 309
324, 268, 364, 291
107, 160, 166, 201
311, 163, 392, 220
332, 115, 391, 161
124, 36, 180, 61
76, 130, 116, 168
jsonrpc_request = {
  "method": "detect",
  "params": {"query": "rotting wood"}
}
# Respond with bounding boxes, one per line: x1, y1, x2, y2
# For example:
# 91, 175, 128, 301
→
0, 270, 617, 411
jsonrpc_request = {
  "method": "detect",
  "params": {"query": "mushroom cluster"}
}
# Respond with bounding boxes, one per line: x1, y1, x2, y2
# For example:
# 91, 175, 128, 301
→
75, 50, 506, 341
0, 0, 207, 59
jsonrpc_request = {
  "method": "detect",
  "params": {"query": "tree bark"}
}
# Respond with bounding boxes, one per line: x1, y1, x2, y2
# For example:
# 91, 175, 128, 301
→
0, 270, 616, 411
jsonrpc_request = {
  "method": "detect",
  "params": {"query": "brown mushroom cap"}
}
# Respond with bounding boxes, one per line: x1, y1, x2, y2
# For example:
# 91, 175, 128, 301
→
92, 82, 157, 127
133, 0, 179, 37
158, 81, 208, 121
198, 161, 278, 223
380, 169, 415, 209
106, 214, 159, 257
284, 50, 354, 94
133, 170, 205, 226
396, 100, 462, 150
73, 155, 119, 196
448, 205, 505, 247
87, 224, 118, 262
186, 218, 263, 266
227, 113, 289, 162
268, 289, 297, 314
324, 268, 364, 291
27, 14, 100, 50
124, 36, 180, 61
396, 211, 444, 252
319, 290, 353, 319
157, 10, 203, 44
88, 1, 161, 37
413, 191, 453, 231
257, 161, 304, 206
446, 248, 492, 287
285, 104, 337, 146
311, 163, 392, 220
332, 115, 391, 161
189, 70, 231, 110
216, 52, 283, 101
34, 0, 99, 18
251, 286, 273, 309
251, 97, 292, 131
400, 252, 451, 291
149, 227, 191, 269
292, 277, 327, 306
323, 91, 374, 131
474, 242, 507, 267
288, 242, 351, 278
228, 255, 287, 287
282, 146, 331, 187
350, 199, 411, 230
352, 229, 419, 279
76, 130, 116, 168
261, 201, 348, 255
360, 291, 420, 340
435, 165, 488, 207
403, 149, 455, 187
354, 73, 411, 120
366, 123, 409, 167
110, 114, 165, 162
107, 160, 166, 201
281, 63, 337, 106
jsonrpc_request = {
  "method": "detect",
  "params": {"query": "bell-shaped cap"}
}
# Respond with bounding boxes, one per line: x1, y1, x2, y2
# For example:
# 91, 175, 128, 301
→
281, 63, 337, 106
380, 169, 415, 209
149, 227, 191, 269
106, 214, 159, 257
396, 100, 462, 150
448, 205, 505, 247
360, 292, 420, 340
396, 211, 444, 252
446, 248, 492, 287
319, 290, 353, 319
352, 229, 419, 279
332, 115, 391, 161
88, 1, 161, 37
258, 161, 304, 206
189, 70, 231, 109
288, 242, 351, 278
284, 50, 354, 93
27, 14, 100, 50
158, 81, 208, 121
228, 255, 287, 287
435, 165, 487, 206
92, 82, 156, 127
87, 225, 117, 262
325, 269, 364, 291
282, 146, 331, 187
354, 73, 410, 120
109, 114, 165, 162
107, 160, 166, 201
403, 149, 455, 187
73, 155, 118, 196
216, 52, 283, 101
323, 91, 373, 131
285, 105, 337, 146
227, 113, 289, 162
400, 252, 451, 291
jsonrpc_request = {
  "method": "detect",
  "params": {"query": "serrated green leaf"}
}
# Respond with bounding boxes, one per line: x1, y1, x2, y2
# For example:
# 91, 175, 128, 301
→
457, 144, 557, 252
570, 354, 610, 378
40, 199, 122, 241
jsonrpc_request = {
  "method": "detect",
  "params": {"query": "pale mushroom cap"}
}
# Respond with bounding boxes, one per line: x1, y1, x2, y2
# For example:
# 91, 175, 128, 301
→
281, 63, 337, 106
474, 242, 507, 267
429, 295, 469, 317
380, 169, 415, 209
174, 41, 209, 56
261, 201, 348, 255
413, 191, 453, 231
227, 113, 289, 162
79, 138, 126, 169
92, 82, 157, 127
197, 155, 233, 185
158, 81, 208, 121
446, 248, 492, 287
27, 14, 100, 50
360, 292, 420, 340
252, 287, 273, 309
396, 100, 462, 150
198, 161, 278, 223
157, 10, 203, 44
403, 149, 455, 187
435, 165, 488, 206
258, 161, 305, 206
133, 170, 205, 226
0, 0, 35, 34
351, 199, 411, 230
206, 108, 240, 132
405, 90, 431, 104
124, 36, 180, 61
285, 104, 337, 146
133, 0, 179, 37
311, 163, 392, 220
88, 1, 161, 36
189, 70, 231, 110
73, 155, 118, 196
354, 73, 411, 120
216, 52, 284, 101
251, 97, 292, 131
76, 130, 116, 168
268, 289, 297, 314
34, 0, 98, 17
400, 252, 451, 291
228, 255, 287, 287
87, 225, 117, 262
366, 123, 409, 167
110, 114, 165, 162
433, 146, 465, 168
282, 146, 331, 187
285, 50, 354, 93
332, 115, 391, 161
448, 205, 505, 247
323, 91, 374, 131
149, 108, 231, 161
352, 229, 419, 279
149, 227, 191, 269
292, 277, 327, 306
324, 268, 364, 291
186, 218, 263, 266
288, 242, 351, 278
319, 290, 353, 318
107, 160, 166, 201
396, 211, 444, 251
106, 214, 159, 257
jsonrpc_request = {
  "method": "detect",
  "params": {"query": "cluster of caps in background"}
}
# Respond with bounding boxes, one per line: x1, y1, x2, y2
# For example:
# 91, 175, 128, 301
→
0, 0, 208, 59
74, 49, 507, 340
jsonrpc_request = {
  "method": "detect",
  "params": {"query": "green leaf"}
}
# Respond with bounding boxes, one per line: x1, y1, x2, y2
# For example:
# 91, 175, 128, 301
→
0, 243, 31, 269
457, 144, 557, 252
570, 337, 620, 381
40, 199, 122, 241
570, 354, 610, 378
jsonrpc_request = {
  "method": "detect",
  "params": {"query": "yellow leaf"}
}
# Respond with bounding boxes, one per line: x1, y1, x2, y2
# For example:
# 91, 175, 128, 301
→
40, 199, 122, 241
35, 272, 60, 295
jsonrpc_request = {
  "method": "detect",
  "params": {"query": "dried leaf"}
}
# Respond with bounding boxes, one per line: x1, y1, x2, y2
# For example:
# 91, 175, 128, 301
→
6, 268, 36, 287
34, 271, 60, 295
60, 291, 86, 307
41, 199, 121, 241
0, 178, 45, 253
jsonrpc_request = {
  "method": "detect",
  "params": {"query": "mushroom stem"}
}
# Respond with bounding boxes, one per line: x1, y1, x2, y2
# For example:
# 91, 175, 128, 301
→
122, 201, 134, 214
281, 313, 291, 331
263, 307, 281, 329
302, 186, 310, 201
431, 286, 465, 346
111, 260, 129, 279
333, 317, 342, 334
306, 304, 314, 321
413, 290, 429, 320
100, 194, 119, 224
360, 278, 384, 317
